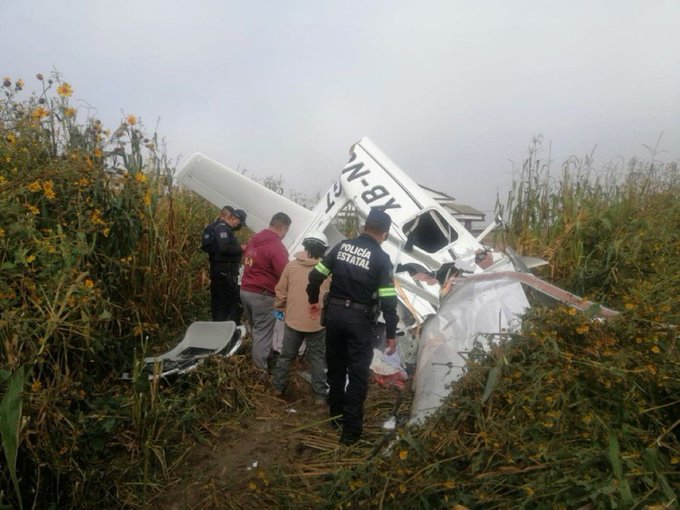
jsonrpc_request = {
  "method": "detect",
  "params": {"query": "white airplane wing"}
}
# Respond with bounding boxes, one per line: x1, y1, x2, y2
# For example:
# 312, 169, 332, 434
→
174, 153, 315, 248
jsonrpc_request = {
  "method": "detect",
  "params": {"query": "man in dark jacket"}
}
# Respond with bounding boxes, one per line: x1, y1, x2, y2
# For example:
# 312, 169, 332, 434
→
204, 206, 247, 322
240, 212, 292, 370
307, 208, 398, 445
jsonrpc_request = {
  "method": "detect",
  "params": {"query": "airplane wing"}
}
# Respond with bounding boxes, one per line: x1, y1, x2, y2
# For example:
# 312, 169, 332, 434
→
174, 153, 315, 248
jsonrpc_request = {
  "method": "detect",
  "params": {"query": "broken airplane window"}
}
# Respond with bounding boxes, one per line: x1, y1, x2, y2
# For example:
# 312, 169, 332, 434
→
403, 210, 459, 254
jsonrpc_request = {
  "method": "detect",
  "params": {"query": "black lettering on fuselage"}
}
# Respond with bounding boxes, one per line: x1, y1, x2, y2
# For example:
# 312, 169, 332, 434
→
377, 197, 402, 211
342, 161, 371, 182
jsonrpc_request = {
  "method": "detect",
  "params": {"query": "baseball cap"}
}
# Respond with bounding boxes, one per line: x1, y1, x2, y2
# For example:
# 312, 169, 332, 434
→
366, 208, 392, 232
232, 209, 247, 226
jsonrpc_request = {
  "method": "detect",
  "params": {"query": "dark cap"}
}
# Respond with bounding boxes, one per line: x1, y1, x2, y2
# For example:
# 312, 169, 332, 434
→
232, 208, 247, 226
366, 208, 392, 232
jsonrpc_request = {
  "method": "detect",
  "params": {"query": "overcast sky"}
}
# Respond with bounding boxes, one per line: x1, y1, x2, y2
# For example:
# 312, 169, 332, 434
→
2, 0, 678, 215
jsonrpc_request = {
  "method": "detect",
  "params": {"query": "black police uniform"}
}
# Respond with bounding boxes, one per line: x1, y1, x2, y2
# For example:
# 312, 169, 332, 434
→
307, 230, 398, 443
208, 219, 243, 322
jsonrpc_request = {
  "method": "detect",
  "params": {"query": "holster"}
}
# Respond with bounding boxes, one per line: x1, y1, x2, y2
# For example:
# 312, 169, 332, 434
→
368, 300, 381, 323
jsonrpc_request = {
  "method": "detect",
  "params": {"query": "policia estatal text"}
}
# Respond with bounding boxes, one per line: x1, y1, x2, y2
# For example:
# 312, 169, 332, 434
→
307, 208, 398, 445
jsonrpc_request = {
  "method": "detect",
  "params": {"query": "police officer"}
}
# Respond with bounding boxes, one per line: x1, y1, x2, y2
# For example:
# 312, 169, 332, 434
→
307, 208, 398, 445
205, 205, 247, 322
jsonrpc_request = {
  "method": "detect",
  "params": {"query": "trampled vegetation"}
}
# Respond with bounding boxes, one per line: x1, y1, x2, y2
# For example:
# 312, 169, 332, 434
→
1, 78, 678, 508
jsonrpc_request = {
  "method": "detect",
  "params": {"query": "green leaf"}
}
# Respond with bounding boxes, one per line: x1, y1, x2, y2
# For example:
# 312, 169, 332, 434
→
607, 430, 632, 504
0, 262, 16, 270
0, 366, 26, 510
607, 431, 623, 479
481, 366, 501, 404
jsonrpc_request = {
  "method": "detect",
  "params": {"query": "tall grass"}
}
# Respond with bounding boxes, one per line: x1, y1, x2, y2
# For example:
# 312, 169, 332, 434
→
0, 73, 251, 508
497, 136, 680, 321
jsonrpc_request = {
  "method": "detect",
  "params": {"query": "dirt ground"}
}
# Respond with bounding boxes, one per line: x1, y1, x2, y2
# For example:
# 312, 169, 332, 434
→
157, 363, 406, 510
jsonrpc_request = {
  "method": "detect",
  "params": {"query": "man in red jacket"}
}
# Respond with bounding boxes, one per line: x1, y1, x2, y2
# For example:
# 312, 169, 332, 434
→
240, 212, 292, 370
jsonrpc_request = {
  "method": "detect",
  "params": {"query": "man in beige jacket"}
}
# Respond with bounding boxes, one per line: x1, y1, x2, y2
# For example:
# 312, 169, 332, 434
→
272, 231, 330, 404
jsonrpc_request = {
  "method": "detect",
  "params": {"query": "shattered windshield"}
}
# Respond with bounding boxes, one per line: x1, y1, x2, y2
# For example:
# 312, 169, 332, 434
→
402, 210, 459, 254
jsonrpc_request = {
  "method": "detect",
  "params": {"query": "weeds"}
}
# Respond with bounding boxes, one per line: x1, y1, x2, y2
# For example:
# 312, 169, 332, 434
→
0, 73, 247, 508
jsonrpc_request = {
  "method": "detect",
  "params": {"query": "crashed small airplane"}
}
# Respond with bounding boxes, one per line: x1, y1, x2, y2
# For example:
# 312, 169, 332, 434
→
176, 137, 618, 423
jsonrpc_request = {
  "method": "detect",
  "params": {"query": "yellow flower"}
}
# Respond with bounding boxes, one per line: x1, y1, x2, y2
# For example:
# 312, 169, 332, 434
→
134, 172, 147, 183
32, 107, 49, 120
31, 379, 43, 392
63, 107, 77, 118
26, 255, 36, 263
42, 180, 56, 200
15, 79, 24, 89
84, 279, 95, 288
93, 148, 103, 158
25, 204, 39, 215
90, 209, 106, 226
650, 345, 660, 354
399, 449, 408, 460
126, 114, 137, 126
0, 227, 5, 238
0, 176, 6, 185
28, 180, 42, 192
247, 481, 257, 491
5, 132, 16, 144
56, 82, 73, 97
568, 308, 577, 316
575, 324, 589, 334
102, 227, 110, 237
78, 177, 90, 187
143, 189, 152, 206
624, 303, 635, 310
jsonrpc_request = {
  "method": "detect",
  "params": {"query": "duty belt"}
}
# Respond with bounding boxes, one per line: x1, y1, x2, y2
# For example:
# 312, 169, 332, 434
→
328, 297, 370, 311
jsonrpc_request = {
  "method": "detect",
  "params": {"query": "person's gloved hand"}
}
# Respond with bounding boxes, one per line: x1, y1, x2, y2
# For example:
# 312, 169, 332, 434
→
274, 310, 285, 321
